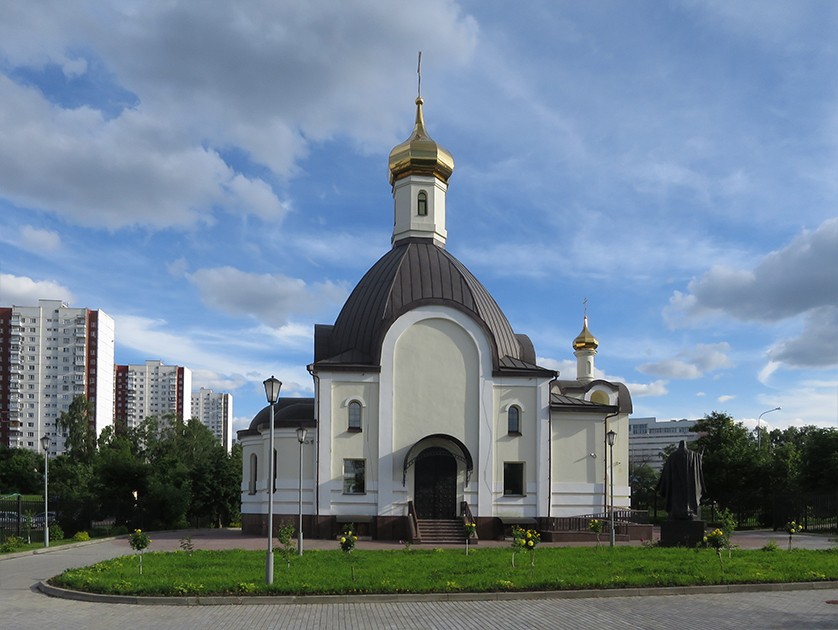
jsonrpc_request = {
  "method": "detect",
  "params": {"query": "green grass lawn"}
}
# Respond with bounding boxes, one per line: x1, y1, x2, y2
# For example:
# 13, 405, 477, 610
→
51, 546, 838, 597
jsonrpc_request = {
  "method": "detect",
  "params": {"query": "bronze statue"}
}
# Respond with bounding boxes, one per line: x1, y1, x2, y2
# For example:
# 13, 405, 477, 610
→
657, 440, 706, 520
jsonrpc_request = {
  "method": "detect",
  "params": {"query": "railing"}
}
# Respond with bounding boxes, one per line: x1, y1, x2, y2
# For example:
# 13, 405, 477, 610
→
543, 509, 649, 532
460, 500, 477, 541
407, 500, 419, 542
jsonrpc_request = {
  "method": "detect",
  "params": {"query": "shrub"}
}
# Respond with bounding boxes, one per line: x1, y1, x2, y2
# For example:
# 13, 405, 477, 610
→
73, 531, 90, 542
50, 524, 64, 542
275, 521, 296, 567
0, 536, 25, 553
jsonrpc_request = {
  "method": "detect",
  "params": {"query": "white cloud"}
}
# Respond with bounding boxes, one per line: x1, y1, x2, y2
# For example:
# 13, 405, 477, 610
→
0, 1, 477, 231
668, 218, 838, 322
664, 218, 838, 369
19, 225, 61, 252
0, 273, 73, 305
638, 342, 731, 379
717, 394, 735, 403
186, 266, 347, 327
625, 380, 669, 398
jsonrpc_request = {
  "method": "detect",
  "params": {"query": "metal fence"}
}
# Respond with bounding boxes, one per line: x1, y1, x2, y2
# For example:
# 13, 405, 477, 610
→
637, 492, 838, 532
0, 496, 48, 540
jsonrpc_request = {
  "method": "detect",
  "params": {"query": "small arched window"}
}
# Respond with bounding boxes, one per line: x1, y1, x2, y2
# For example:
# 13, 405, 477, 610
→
348, 401, 362, 431
417, 190, 428, 216
508, 405, 521, 435
248, 453, 258, 495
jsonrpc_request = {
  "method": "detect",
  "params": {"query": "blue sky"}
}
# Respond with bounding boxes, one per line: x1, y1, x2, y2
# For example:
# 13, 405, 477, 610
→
1, 1, 836, 436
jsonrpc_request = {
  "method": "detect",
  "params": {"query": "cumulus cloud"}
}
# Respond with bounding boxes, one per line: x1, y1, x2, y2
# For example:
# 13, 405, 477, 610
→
0, 273, 73, 305
767, 306, 838, 368
186, 266, 347, 327
717, 394, 735, 403
625, 380, 669, 397
667, 218, 838, 322
0, 1, 477, 231
19, 225, 61, 252
665, 218, 838, 368
638, 342, 731, 379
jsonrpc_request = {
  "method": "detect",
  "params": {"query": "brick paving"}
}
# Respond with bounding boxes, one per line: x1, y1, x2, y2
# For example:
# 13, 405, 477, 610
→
1, 529, 836, 629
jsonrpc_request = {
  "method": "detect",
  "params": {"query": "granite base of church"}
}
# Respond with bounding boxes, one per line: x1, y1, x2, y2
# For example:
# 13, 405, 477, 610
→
660, 519, 706, 547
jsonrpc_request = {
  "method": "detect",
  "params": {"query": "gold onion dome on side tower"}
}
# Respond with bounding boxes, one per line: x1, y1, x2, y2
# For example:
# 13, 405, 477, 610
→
388, 97, 455, 186
573, 315, 599, 351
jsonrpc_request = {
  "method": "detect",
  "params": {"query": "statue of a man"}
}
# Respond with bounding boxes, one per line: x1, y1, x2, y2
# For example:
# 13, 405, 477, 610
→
657, 440, 706, 520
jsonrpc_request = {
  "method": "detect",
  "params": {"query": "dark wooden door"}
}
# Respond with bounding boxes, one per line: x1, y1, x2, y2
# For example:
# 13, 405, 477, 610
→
414, 449, 457, 519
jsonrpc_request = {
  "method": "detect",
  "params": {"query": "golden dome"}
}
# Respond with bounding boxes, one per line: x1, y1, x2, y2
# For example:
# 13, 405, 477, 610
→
388, 97, 454, 187
573, 316, 599, 351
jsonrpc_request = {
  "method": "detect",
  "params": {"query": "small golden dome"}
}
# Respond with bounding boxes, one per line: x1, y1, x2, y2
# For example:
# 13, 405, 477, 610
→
388, 97, 454, 187
573, 316, 599, 351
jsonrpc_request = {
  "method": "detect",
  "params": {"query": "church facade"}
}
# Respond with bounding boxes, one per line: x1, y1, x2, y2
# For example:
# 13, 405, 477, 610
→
238, 95, 632, 541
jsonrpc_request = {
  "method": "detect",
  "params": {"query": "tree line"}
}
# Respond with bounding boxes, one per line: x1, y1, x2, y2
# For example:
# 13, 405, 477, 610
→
0, 395, 242, 533
631, 411, 838, 528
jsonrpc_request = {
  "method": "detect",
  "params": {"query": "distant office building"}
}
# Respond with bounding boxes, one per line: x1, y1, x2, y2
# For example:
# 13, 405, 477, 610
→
191, 387, 233, 452
0, 299, 115, 454
114, 360, 192, 430
628, 416, 699, 471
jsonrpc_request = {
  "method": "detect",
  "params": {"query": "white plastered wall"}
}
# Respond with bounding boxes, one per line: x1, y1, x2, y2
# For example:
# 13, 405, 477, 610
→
550, 409, 630, 517
378, 306, 495, 517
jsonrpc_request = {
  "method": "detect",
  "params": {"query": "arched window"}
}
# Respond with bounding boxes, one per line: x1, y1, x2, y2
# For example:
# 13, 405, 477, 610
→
417, 190, 428, 216
348, 400, 362, 431
591, 390, 610, 405
248, 453, 257, 495
508, 405, 521, 435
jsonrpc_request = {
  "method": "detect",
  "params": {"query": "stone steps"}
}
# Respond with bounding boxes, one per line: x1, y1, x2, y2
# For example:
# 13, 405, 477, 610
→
416, 518, 467, 544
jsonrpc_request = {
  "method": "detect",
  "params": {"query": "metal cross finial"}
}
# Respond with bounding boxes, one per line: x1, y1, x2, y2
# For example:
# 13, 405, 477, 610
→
583, 297, 589, 317
417, 51, 422, 99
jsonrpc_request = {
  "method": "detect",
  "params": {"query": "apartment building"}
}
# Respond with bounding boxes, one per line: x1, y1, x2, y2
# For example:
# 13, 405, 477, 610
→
114, 360, 192, 430
0, 299, 115, 453
191, 387, 234, 452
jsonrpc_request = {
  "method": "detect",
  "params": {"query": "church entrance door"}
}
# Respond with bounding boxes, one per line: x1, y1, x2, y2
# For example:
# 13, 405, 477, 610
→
414, 448, 457, 519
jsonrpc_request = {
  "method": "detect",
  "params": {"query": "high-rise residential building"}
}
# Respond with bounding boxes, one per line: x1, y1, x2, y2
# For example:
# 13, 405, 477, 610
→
0, 299, 115, 454
191, 387, 234, 452
114, 360, 192, 430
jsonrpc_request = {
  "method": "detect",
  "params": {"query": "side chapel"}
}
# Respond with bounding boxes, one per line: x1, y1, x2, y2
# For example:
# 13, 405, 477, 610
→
238, 91, 632, 541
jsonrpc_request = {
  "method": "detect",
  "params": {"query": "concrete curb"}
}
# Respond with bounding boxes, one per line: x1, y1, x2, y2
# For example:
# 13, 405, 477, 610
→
37, 579, 838, 607
0, 536, 123, 561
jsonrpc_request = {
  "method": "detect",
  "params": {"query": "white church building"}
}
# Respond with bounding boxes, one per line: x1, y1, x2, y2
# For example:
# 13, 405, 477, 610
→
238, 94, 632, 541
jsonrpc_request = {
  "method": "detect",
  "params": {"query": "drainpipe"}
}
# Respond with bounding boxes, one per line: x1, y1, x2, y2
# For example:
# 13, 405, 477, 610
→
547, 372, 559, 520
603, 411, 619, 516
306, 364, 320, 523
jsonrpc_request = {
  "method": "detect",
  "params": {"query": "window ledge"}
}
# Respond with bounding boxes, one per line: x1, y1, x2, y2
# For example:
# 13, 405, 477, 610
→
347, 427, 362, 433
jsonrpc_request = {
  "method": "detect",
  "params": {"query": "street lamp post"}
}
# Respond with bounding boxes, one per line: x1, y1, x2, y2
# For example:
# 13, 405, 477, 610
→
606, 429, 616, 548
296, 427, 307, 556
40, 435, 50, 548
757, 407, 781, 449
263, 376, 282, 585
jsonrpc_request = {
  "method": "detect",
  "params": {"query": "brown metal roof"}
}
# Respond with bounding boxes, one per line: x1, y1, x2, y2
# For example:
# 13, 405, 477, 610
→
313, 238, 532, 372
238, 397, 316, 439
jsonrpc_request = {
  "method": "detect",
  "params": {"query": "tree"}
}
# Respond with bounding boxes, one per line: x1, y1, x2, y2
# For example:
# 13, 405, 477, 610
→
92, 428, 149, 527
57, 395, 97, 463
629, 462, 659, 511
691, 411, 763, 512
0, 445, 42, 494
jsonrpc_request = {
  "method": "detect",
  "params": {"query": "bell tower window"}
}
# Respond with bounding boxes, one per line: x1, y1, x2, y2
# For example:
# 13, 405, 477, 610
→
417, 190, 428, 216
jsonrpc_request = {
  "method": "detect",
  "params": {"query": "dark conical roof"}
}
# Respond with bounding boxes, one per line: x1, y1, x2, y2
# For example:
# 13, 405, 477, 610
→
313, 238, 546, 373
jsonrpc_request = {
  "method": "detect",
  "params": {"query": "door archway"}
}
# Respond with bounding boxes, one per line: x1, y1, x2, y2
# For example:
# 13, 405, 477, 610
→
413, 447, 457, 519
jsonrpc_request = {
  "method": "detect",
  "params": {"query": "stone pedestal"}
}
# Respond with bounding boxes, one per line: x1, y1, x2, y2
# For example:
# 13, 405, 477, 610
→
660, 519, 705, 547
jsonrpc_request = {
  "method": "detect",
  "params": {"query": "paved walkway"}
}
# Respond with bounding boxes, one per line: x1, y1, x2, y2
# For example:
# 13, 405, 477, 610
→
1, 530, 837, 629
